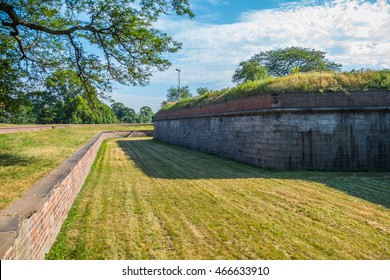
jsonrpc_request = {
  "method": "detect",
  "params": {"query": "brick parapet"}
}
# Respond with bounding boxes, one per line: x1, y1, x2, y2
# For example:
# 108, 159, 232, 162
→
155, 92, 390, 120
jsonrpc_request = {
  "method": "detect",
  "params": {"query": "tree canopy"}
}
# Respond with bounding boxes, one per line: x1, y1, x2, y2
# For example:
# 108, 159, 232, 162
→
111, 101, 137, 123
165, 85, 192, 102
232, 59, 269, 84
0, 0, 193, 92
5, 69, 118, 124
196, 87, 210, 96
233, 47, 342, 84
137, 105, 154, 123
253, 47, 342, 76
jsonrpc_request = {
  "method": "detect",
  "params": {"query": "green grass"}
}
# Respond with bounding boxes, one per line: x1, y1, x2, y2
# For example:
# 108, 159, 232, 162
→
47, 138, 390, 260
160, 70, 390, 112
0, 124, 153, 210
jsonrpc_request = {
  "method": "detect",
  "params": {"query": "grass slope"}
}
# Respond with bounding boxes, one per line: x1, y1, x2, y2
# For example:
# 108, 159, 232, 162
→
160, 70, 390, 112
47, 138, 390, 260
0, 125, 153, 210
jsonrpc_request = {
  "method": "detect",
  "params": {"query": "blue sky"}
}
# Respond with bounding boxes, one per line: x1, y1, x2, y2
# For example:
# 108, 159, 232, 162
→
110, 0, 390, 113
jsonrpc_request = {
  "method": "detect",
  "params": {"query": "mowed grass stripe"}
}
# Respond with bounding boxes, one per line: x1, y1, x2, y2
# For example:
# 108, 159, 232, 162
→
47, 138, 390, 260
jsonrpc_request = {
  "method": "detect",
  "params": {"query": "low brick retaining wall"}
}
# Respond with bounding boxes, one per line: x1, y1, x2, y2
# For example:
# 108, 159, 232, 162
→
154, 92, 390, 170
0, 130, 153, 260
0, 124, 154, 134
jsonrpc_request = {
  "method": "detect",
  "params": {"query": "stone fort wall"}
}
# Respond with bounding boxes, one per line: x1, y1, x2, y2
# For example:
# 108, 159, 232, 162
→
154, 92, 390, 170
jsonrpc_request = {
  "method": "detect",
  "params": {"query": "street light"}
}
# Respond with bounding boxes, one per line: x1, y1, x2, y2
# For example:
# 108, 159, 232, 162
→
176, 69, 181, 97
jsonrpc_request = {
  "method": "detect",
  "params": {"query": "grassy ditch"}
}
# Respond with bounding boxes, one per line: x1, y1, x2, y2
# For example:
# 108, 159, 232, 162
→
160, 70, 390, 112
0, 124, 153, 210
47, 138, 390, 260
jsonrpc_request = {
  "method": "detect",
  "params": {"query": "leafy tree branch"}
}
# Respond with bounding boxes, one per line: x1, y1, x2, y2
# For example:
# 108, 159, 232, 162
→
0, 0, 193, 92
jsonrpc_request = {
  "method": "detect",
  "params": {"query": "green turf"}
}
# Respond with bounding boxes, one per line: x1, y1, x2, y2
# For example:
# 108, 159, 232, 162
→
0, 125, 153, 210
47, 138, 390, 260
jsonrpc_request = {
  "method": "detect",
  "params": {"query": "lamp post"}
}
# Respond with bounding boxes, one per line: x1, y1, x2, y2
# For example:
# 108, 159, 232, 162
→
176, 68, 181, 97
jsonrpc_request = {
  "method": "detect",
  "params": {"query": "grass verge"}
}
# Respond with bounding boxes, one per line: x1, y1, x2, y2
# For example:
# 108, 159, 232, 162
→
47, 138, 390, 259
0, 124, 153, 210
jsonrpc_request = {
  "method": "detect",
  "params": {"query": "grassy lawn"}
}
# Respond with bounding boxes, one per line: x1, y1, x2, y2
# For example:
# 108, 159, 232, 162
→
0, 125, 153, 210
47, 138, 390, 260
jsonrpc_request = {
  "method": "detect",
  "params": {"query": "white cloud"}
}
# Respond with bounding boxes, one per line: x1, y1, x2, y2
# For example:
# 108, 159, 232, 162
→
154, 0, 390, 87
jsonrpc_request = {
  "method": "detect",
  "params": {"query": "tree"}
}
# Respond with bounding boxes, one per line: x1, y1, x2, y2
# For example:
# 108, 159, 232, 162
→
0, 0, 194, 94
44, 69, 118, 124
196, 87, 210, 96
0, 32, 35, 121
137, 106, 154, 123
0, 57, 25, 121
250, 47, 342, 77
7, 69, 118, 124
232, 59, 269, 84
111, 102, 137, 123
26, 90, 59, 124
166, 85, 192, 102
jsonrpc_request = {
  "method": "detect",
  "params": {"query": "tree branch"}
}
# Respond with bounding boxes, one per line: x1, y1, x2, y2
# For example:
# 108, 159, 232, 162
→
0, 3, 107, 36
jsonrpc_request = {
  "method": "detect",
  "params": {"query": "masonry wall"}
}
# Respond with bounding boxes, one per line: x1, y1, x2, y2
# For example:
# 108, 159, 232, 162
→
156, 92, 390, 120
0, 130, 153, 260
0, 124, 154, 134
154, 92, 390, 170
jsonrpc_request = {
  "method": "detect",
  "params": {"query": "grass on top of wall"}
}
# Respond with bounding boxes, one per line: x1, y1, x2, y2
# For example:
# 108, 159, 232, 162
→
0, 124, 153, 211
160, 70, 390, 113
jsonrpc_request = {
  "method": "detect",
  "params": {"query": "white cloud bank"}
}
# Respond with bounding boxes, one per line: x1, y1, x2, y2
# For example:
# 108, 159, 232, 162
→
154, 0, 390, 88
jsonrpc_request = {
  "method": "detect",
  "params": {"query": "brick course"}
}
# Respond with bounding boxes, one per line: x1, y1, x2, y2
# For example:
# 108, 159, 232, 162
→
155, 92, 390, 120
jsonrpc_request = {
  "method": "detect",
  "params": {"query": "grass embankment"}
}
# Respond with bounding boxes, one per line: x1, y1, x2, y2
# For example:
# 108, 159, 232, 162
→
47, 138, 390, 260
0, 125, 153, 210
161, 70, 390, 112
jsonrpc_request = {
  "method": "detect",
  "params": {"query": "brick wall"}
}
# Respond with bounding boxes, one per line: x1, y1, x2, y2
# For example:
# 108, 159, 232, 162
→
0, 130, 153, 260
0, 124, 154, 134
155, 92, 390, 120
154, 92, 390, 170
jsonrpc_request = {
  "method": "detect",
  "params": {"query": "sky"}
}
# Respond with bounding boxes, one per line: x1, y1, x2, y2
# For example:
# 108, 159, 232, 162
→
110, 0, 390, 112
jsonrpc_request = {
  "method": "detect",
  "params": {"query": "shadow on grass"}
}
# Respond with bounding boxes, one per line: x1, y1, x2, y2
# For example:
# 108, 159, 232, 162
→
117, 139, 390, 209
0, 153, 34, 167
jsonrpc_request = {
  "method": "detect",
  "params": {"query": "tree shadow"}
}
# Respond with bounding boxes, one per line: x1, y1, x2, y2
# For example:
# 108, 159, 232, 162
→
117, 139, 390, 209
0, 153, 34, 167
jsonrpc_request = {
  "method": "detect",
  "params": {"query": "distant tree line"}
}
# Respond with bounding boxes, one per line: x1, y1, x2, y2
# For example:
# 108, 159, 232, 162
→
1, 69, 154, 124
111, 102, 154, 124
